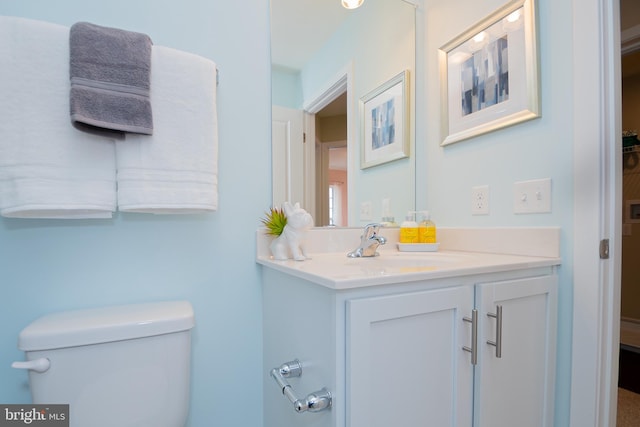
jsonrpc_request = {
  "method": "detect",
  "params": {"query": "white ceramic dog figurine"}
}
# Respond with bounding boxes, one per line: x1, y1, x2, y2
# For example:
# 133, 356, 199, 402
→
270, 202, 314, 261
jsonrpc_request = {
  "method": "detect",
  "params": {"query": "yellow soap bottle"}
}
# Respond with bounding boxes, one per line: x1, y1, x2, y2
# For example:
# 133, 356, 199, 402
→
400, 212, 418, 243
418, 211, 436, 244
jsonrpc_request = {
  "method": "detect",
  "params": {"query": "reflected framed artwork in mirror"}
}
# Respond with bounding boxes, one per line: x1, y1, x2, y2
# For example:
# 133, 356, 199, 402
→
360, 70, 410, 169
439, 0, 539, 146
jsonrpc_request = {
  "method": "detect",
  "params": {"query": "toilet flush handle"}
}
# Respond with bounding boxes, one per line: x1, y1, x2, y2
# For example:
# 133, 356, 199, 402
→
11, 358, 50, 373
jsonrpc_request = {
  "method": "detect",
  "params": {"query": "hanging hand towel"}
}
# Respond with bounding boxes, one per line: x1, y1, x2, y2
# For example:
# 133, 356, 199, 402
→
69, 22, 153, 138
116, 46, 218, 214
0, 16, 116, 219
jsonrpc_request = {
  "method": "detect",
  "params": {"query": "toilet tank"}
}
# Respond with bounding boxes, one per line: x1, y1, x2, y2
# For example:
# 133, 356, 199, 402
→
15, 301, 195, 427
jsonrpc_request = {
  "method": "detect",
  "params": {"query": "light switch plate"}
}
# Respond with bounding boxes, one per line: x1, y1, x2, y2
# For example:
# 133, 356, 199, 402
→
513, 178, 551, 214
360, 201, 373, 221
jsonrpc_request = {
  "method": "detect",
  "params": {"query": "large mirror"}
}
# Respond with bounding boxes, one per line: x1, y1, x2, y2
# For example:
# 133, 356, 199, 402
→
271, 0, 416, 227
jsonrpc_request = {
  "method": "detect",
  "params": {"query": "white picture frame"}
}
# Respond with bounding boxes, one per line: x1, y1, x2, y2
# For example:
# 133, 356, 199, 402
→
438, 0, 540, 146
360, 70, 410, 169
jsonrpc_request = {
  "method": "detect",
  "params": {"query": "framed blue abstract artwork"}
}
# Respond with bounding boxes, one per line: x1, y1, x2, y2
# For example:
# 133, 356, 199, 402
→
439, 0, 540, 145
360, 70, 410, 169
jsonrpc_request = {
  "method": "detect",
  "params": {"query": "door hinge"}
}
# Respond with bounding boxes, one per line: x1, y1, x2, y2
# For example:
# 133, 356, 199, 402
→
599, 239, 609, 259
303, 132, 306, 143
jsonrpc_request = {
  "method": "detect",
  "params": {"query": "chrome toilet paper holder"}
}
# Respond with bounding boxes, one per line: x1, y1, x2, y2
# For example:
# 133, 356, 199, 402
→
270, 359, 332, 413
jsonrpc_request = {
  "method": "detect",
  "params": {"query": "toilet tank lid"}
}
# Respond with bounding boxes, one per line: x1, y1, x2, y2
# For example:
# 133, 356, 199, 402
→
17, 301, 195, 351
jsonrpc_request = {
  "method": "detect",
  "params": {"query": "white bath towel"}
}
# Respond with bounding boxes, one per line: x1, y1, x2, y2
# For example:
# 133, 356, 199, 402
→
0, 16, 116, 219
116, 46, 218, 214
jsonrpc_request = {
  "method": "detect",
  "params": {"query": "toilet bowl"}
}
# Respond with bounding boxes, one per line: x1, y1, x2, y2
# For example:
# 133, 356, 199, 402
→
12, 301, 194, 427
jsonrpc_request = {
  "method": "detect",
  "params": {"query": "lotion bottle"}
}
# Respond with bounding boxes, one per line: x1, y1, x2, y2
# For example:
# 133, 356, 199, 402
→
418, 211, 437, 244
399, 212, 418, 243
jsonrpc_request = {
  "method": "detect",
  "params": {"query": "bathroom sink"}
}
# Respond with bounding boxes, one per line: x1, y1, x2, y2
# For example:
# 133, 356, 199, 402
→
378, 251, 469, 264
272, 251, 473, 283
342, 252, 459, 270
310, 251, 459, 264
341, 251, 469, 274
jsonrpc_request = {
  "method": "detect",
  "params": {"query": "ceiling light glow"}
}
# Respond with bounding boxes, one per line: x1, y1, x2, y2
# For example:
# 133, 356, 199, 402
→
506, 10, 521, 23
341, 0, 364, 9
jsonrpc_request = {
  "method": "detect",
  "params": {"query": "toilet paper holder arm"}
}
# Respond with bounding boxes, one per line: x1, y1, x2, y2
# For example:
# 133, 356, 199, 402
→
270, 359, 332, 413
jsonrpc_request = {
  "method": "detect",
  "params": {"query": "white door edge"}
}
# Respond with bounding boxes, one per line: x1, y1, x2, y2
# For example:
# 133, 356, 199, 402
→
570, 0, 622, 426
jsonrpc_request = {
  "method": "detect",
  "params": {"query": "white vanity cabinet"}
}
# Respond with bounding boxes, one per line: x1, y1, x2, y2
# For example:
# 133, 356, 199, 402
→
473, 275, 557, 427
347, 274, 557, 427
261, 260, 558, 427
347, 284, 475, 427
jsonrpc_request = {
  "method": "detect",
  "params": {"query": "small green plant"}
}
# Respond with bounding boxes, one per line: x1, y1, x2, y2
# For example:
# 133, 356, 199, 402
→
261, 207, 287, 236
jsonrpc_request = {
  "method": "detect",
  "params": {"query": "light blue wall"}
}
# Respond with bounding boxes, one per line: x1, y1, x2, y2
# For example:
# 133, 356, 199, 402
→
416, 0, 574, 425
0, 2, 270, 427
272, 66, 303, 109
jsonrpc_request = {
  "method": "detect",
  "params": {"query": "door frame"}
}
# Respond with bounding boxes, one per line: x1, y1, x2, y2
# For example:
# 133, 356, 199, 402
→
303, 63, 354, 225
570, 0, 622, 426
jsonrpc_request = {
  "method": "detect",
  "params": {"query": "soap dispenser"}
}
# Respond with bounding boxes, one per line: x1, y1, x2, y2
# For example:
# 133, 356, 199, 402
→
381, 198, 398, 227
418, 211, 436, 244
399, 212, 418, 243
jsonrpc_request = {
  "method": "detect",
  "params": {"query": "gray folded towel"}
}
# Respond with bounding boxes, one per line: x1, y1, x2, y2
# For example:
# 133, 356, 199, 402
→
69, 22, 153, 139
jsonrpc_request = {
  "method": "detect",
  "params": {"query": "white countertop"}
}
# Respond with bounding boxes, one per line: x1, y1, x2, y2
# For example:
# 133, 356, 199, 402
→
256, 227, 561, 290
257, 250, 560, 289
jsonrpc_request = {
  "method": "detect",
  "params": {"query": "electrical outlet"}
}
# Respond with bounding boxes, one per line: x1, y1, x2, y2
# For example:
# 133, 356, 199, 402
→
471, 186, 490, 215
360, 201, 373, 221
513, 178, 551, 214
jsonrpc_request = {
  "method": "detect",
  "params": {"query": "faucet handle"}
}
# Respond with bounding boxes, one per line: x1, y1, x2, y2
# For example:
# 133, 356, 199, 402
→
348, 223, 386, 258
363, 223, 382, 236
363, 223, 386, 245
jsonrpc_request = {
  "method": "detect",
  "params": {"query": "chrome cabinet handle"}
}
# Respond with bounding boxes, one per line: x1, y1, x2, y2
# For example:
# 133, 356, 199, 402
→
270, 359, 332, 413
487, 305, 503, 358
462, 309, 478, 365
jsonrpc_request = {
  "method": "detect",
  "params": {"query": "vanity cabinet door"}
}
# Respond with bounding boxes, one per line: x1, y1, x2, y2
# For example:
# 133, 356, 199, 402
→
474, 275, 557, 427
347, 285, 474, 427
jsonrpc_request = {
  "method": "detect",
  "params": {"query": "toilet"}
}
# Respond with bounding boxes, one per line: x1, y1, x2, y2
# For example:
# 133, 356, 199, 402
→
12, 301, 195, 427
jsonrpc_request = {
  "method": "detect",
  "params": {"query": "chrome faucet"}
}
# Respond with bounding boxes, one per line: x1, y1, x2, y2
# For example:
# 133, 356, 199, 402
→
347, 223, 387, 258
